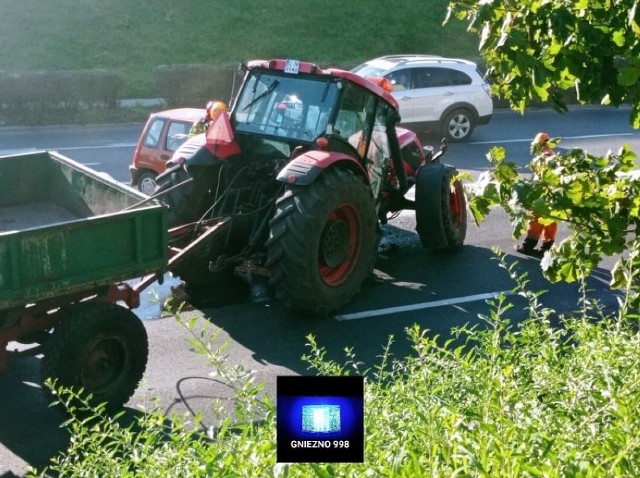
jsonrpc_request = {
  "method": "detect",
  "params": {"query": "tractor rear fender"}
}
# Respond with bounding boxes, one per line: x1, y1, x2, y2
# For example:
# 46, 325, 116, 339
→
166, 135, 218, 168
276, 150, 369, 186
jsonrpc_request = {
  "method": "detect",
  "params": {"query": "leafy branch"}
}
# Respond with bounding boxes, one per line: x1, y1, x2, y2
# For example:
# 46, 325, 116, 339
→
446, 0, 640, 127
466, 139, 640, 289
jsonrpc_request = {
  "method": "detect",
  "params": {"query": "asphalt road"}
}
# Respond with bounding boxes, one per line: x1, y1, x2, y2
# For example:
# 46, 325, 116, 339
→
1, 106, 639, 476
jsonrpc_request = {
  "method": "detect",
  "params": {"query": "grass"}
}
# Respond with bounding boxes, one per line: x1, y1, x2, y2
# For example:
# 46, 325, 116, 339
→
0, 0, 478, 98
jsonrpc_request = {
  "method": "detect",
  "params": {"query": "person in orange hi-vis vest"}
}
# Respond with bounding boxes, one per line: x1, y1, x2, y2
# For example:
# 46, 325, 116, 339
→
515, 132, 558, 256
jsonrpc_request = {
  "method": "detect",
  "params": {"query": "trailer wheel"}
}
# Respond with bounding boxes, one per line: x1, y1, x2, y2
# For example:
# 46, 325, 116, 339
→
41, 302, 148, 410
266, 168, 378, 316
415, 163, 467, 251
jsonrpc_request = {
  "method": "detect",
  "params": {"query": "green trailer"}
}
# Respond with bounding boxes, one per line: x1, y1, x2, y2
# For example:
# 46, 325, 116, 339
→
0, 150, 169, 408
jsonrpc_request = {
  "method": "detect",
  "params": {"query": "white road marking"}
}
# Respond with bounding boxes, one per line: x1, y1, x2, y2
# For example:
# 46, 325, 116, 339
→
470, 133, 634, 145
335, 290, 513, 321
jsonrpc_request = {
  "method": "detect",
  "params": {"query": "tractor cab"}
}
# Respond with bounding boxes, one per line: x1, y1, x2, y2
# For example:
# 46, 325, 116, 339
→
230, 59, 407, 201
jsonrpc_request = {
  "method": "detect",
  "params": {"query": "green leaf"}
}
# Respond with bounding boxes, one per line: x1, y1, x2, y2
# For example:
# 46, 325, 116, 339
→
565, 178, 587, 204
512, 217, 527, 238
617, 144, 637, 170
495, 161, 519, 183
530, 197, 549, 215
541, 169, 560, 187
611, 259, 628, 289
548, 208, 569, 221
612, 29, 626, 47
487, 146, 507, 164
537, 216, 556, 226
310, 463, 333, 478
469, 196, 492, 225
618, 66, 640, 86
547, 253, 578, 283
547, 38, 563, 56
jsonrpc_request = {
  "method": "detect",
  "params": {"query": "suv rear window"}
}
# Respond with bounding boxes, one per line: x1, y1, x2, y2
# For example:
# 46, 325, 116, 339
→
413, 68, 472, 88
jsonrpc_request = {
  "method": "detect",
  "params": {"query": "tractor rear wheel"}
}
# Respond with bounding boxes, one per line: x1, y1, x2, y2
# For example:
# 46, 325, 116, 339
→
41, 302, 148, 410
266, 168, 378, 316
415, 163, 467, 251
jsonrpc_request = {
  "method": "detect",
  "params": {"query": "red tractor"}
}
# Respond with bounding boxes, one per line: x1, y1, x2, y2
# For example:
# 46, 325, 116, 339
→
155, 59, 467, 315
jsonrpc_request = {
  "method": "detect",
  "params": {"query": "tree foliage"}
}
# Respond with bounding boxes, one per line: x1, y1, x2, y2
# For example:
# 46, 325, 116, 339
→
447, 0, 640, 127
469, 141, 640, 292
448, 0, 640, 305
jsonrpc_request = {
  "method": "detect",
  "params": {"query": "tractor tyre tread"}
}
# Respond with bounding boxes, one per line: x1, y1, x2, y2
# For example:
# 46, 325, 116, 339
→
267, 168, 377, 316
415, 163, 467, 252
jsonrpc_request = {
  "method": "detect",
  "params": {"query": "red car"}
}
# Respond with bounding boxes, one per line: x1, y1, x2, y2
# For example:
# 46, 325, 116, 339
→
129, 108, 204, 195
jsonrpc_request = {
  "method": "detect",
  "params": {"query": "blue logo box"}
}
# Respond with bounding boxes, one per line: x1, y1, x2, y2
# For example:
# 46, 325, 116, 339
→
277, 376, 364, 463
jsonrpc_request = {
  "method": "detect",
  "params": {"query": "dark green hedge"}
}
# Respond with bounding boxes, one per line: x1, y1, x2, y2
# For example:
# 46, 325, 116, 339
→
0, 65, 244, 125
0, 70, 124, 110
154, 64, 240, 108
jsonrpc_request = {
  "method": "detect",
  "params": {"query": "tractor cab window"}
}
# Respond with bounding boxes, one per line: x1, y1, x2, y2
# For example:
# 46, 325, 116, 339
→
332, 82, 395, 200
333, 82, 376, 155
232, 72, 338, 142
367, 101, 394, 200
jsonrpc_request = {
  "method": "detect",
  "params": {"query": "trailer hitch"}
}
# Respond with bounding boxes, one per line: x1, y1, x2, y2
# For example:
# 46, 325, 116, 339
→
132, 218, 231, 296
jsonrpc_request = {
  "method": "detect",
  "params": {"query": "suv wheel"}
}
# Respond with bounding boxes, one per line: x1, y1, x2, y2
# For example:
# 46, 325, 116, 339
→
442, 109, 475, 142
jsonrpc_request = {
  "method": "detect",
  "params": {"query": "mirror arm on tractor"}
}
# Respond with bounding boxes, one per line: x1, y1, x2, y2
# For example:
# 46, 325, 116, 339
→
424, 138, 448, 164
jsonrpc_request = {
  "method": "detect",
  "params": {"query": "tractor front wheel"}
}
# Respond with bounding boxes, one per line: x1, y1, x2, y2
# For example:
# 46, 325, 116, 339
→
415, 163, 467, 251
155, 164, 217, 227
266, 168, 378, 316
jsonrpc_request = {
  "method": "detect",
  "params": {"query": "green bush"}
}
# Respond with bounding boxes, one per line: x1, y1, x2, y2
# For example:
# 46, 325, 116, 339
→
0, 70, 127, 125
32, 254, 640, 477
0, 70, 123, 110
154, 64, 244, 108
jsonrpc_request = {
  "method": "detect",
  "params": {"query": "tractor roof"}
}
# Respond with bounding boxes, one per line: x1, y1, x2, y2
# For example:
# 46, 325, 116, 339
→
245, 59, 399, 111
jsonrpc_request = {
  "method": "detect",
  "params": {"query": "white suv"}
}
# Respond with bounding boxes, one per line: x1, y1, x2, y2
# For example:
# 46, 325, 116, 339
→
352, 55, 493, 141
